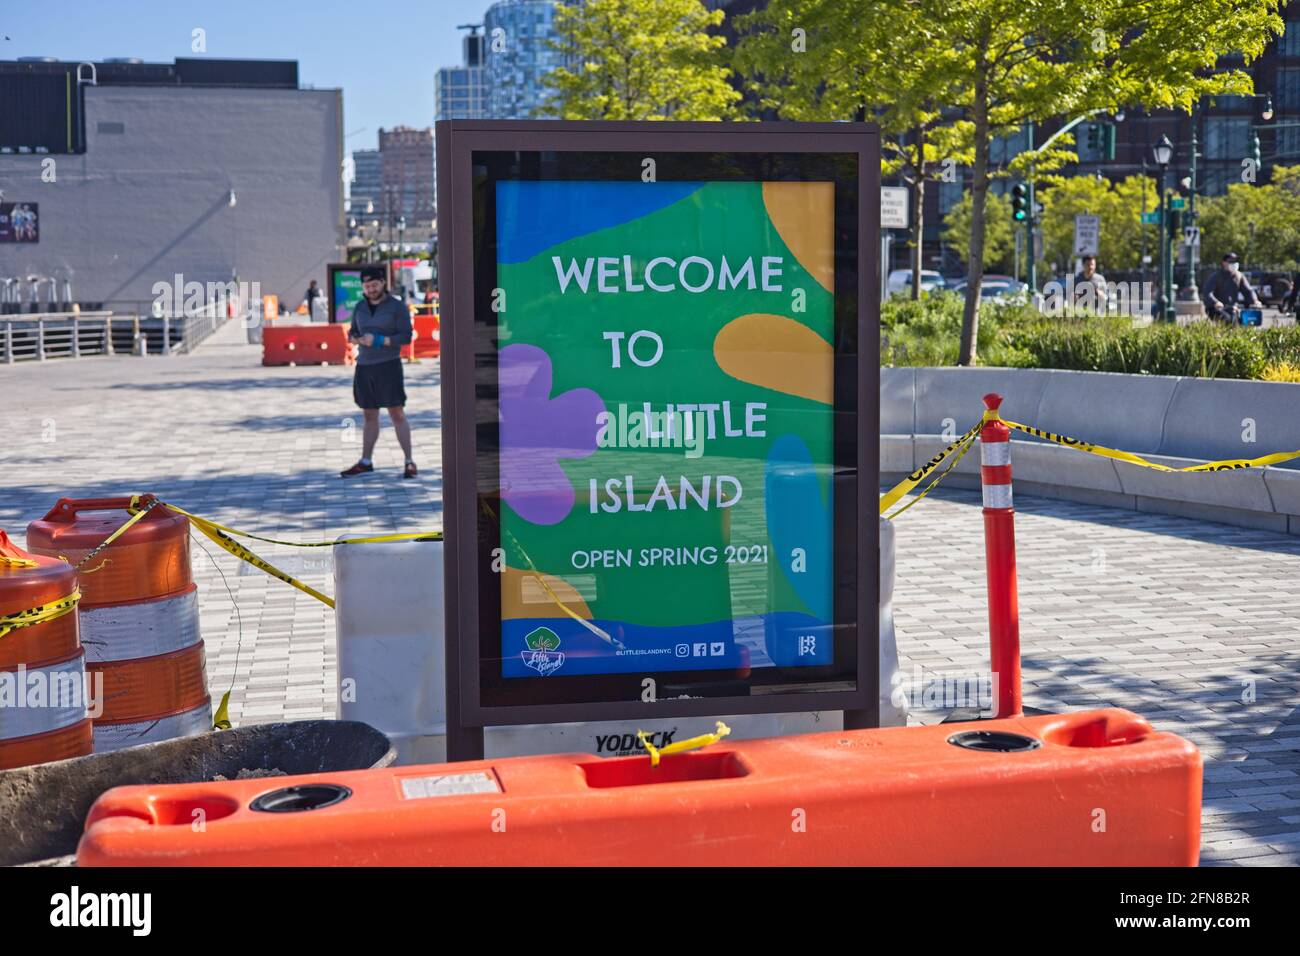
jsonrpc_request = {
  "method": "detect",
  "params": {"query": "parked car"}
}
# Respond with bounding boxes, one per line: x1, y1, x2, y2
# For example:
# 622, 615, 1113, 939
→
886, 268, 948, 298
948, 275, 1029, 302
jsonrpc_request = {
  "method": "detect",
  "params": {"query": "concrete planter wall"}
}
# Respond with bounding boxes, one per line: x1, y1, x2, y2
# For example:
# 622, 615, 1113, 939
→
881, 367, 1300, 535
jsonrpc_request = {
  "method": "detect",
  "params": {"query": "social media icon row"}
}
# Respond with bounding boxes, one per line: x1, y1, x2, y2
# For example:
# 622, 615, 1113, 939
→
675, 642, 726, 658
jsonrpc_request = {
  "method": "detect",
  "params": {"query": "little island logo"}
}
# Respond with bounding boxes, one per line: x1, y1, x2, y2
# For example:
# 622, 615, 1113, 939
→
522, 626, 565, 676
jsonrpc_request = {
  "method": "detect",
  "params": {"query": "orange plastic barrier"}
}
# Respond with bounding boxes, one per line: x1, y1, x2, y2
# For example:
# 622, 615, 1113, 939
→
412, 313, 440, 358
0, 530, 93, 770
262, 324, 352, 366
27, 497, 211, 752
27, 497, 191, 607
76, 709, 1201, 866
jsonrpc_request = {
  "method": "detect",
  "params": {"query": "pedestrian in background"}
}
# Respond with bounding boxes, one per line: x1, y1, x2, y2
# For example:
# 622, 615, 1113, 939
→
341, 265, 418, 479
1073, 255, 1109, 312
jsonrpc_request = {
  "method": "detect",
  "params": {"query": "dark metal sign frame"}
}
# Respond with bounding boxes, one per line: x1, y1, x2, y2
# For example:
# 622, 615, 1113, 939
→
437, 120, 880, 761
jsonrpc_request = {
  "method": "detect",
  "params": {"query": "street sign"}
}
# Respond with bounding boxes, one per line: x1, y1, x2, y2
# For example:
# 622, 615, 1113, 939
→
1183, 226, 1200, 248
881, 186, 908, 230
1140, 212, 1160, 225
1169, 197, 1186, 210
437, 120, 880, 758
1073, 214, 1100, 257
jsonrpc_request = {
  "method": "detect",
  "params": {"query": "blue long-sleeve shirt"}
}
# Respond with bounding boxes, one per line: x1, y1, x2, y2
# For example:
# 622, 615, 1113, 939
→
348, 294, 412, 365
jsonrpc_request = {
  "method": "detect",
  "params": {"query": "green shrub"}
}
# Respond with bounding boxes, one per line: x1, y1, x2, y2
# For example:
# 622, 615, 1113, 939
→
880, 294, 1291, 380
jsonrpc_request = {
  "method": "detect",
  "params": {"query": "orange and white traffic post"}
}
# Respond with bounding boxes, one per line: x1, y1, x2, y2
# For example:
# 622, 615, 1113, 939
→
979, 393, 1022, 719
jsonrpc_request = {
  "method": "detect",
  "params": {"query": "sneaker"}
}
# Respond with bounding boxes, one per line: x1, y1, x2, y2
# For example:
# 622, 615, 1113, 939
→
340, 461, 374, 478
403, 461, 418, 479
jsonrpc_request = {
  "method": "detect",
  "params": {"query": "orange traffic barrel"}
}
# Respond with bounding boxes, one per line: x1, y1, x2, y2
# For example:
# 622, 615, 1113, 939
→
75, 709, 1202, 867
26, 497, 211, 752
0, 530, 93, 770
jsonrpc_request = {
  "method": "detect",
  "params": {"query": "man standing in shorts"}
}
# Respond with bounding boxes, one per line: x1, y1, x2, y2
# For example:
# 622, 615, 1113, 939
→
341, 264, 418, 478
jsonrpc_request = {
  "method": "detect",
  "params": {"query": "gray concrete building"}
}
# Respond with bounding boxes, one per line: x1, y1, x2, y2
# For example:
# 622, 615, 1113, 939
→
0, 58, 343, 312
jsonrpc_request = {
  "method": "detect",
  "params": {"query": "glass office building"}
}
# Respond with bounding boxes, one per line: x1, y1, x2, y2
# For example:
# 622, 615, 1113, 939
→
484, 0, 567, 119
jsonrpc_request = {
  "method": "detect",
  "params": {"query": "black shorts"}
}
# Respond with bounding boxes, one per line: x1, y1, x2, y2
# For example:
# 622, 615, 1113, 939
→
353, 359, 407, 409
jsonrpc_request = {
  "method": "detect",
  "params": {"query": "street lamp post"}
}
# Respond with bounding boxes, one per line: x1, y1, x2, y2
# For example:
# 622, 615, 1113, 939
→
1179, 110, 1201, 300
385, 189, 396, 259
1140, 157, 1149, 292
1153, 134, 1176, 323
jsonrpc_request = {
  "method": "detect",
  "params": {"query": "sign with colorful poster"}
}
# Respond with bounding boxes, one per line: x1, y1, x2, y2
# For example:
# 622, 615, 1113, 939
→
0, 202, 39, 242
438, 121, 878, 744
496, 179, 836, 679
327, 263, 365, 325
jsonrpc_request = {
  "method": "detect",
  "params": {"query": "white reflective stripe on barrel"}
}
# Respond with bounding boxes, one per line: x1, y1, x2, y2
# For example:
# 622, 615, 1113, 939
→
0, 654, 90, 740
983, 484, 1014, 510
92, 698, 212, 753
79, 585, 201, 664
981, 441, 1011, 466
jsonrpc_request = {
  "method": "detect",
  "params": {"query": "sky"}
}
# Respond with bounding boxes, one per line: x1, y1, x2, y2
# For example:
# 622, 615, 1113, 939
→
1, 0, 498, 153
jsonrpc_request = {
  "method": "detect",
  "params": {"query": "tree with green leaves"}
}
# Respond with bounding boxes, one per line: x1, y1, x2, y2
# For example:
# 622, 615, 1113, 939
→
1036, 174, 1159, 274
734, 0, 974, 300
942, 191, 1016, 273
1197, 165, 1300, 269
738, 0, 1285, 364
542, 0, 741, 120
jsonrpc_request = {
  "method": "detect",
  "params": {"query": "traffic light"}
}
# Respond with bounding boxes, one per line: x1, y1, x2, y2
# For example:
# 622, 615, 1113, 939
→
1100, 123, 1116, 161
1167, 205, 1184, 240
1081, 122, 1117, 161
1011, 183, 1029, 222
1251, 131, 1262, 169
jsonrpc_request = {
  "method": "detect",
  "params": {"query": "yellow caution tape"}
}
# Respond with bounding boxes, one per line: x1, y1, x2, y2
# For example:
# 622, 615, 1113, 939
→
1002, 421, 1300, 473
182, 511, 338, 609
212, 690, 233, 731
79, 497, 159, 567
878, 421, 982, 516
110, 496, 447, 611
0, 589, 80, 640
637, 721, 731, 768
878, 402, 1300, 519
152, 500, 442, 548
883, 431, 978, 521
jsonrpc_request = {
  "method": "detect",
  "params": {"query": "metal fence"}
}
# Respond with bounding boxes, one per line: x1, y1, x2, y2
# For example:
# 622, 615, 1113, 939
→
2, 306, 232, 364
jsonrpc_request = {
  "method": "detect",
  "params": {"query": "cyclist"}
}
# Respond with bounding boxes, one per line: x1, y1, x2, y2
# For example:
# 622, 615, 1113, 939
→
1201, 252, 1262, 323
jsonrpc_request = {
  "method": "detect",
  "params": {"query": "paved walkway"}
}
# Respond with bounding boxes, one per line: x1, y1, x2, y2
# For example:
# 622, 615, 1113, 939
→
2, 317, 1298, 866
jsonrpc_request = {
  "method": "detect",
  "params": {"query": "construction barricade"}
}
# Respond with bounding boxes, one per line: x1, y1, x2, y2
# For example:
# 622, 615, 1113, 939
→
0, 531, 93, 770
262, 324, 352, 367
75, 708, 1201, 866
411, 311, 440, 359
26, 497, 212, 752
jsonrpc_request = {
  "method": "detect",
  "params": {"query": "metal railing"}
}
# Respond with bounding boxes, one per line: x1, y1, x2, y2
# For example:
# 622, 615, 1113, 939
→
2, 305, 233, 364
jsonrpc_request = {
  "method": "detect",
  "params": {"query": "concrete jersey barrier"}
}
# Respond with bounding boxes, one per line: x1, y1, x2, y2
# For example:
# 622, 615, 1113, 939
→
882, 366, 1300, 535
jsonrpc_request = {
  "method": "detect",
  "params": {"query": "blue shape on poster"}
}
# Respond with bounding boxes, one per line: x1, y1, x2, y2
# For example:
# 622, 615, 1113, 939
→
497, 181, 704, 263
759, 434, 832, 665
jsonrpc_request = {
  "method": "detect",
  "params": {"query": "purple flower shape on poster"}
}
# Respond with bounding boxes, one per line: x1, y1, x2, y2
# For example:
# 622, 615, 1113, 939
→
499, 343, 604, 525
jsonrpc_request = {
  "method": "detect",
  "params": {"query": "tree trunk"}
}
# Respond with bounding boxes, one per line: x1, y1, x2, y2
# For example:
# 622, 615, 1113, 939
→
958, 68, 991, 367
910, 124, 925, 301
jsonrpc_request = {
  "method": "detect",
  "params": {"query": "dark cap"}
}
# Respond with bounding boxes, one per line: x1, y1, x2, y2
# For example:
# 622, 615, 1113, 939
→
360, 265, 386, 283
1222, 252, 1240, 263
